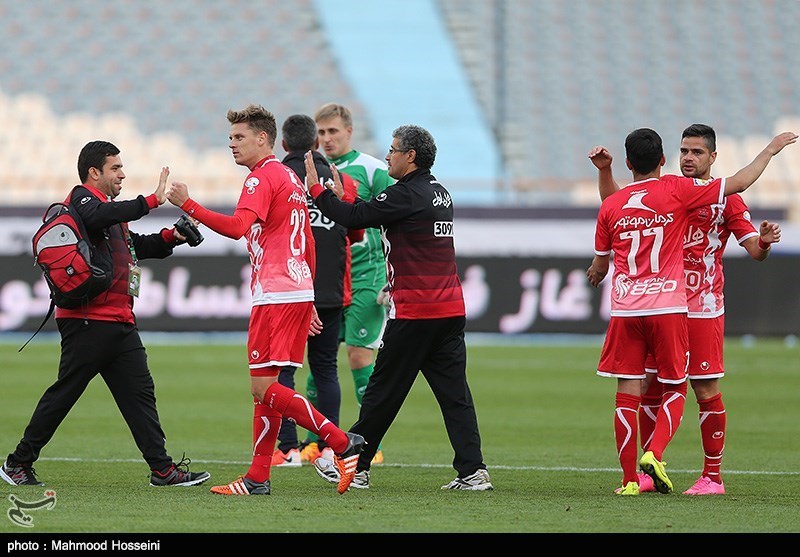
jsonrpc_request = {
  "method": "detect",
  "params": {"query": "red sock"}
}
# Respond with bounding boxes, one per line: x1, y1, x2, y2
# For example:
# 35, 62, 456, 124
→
246, 401, 281, 483
615, 392, 641, 485
264, 382, 347, 453
697, 393, 726, 483
639, 379, 662, 452
649, 381, 687, 460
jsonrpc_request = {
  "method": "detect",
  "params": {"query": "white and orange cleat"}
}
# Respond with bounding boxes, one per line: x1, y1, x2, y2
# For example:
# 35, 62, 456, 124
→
210, 476, 270, 496
333, 432, 365, 494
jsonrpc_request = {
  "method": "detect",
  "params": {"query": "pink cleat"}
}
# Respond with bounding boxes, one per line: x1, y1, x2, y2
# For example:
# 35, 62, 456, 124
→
637, 472, 655, 493
683, 476, 725, 496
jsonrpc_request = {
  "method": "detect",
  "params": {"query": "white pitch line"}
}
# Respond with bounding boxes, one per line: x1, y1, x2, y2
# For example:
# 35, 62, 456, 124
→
34, 456, 800, 476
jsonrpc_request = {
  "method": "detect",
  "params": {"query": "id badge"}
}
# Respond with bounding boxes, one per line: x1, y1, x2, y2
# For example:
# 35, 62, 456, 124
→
128, 263, 142, 297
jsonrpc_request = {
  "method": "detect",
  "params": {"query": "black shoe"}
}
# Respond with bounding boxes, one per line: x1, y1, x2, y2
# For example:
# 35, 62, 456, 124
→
150, 455, 210, 487
1, 459, 44, 486
337, 432, 366, 459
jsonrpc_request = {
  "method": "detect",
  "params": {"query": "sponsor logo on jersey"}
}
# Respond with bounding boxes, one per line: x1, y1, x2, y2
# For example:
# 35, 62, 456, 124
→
622, 191, 656, 213
432, 190, 452, 207
684, 224, 706, 249
288, 190, 307, 205
376, 192, 388, 202
613, 274, 679, 300
287, 258, 312, 285
614, 213, 675, 229
80, 196, 91, 205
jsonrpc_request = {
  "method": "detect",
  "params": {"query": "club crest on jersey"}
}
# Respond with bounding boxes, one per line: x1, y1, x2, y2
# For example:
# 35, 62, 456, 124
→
245, 177, 260, 194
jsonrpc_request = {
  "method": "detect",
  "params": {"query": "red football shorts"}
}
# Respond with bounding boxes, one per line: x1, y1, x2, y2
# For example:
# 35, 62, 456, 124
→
597, 313, 689, 384
247, 302, 313, 377
642, 314, 724, 379
686, 315, 725, 379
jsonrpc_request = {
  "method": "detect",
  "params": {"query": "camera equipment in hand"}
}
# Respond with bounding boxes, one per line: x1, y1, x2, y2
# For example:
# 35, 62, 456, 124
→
174, 214, 204, 246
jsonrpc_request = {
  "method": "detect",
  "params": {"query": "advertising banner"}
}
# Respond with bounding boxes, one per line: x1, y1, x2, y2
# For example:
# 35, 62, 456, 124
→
2, 255, 797, 337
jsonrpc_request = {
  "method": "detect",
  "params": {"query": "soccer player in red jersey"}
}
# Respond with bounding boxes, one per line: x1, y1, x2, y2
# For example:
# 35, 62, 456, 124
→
595, 124, 783, 495
586, 127, 796, 495
166, 104, 363, 495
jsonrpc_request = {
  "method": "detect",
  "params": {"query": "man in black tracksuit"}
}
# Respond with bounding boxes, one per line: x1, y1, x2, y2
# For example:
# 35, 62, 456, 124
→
273, 115, 363, 463
1, 140, 209, 488
305, 125, 492, 491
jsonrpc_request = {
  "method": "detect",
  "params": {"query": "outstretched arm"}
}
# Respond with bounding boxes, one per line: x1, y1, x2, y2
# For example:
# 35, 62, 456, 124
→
724, 132, 798, 195
167, 181, 257, 239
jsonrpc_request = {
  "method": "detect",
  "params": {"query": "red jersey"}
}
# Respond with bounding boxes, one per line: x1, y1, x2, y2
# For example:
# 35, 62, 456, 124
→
594, 174, 725, 316
683, 192, 758, 317
238, 156, 315, 306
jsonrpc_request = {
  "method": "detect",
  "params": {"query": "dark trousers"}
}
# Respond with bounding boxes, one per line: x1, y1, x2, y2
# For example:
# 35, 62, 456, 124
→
277, 306, 342, 451
9, 319, 171, 471
352, 316, 486, 477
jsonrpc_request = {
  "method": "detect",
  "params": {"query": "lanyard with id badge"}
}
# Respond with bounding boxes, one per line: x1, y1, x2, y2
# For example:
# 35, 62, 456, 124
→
124, 226, 141, 297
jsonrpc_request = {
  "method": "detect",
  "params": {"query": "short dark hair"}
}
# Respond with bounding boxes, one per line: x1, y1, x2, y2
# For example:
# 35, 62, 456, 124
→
392, 125, 436, 170
77, 140, 120, 183
682, 123, 716, 152
282, 114, 317, 153
625, 128, 663, 174
227, 104, 277, 147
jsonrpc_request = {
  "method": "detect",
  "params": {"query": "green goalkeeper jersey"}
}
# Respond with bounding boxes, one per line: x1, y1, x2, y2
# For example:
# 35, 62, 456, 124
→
331, 149, 394, 288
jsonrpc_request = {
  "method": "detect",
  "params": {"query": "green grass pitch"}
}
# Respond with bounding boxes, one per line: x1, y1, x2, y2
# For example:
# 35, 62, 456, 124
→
1, 336, 798, 534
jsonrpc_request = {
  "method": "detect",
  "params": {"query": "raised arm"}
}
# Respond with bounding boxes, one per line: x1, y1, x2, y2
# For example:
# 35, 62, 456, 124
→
724, 132, 798, 195
588, 146, 621, 201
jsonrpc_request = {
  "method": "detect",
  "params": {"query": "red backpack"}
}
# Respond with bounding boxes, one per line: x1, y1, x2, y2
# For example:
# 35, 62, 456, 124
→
20, 190, 113, 350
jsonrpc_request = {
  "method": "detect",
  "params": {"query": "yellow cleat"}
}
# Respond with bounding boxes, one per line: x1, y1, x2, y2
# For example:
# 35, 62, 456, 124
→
371, 450, 384, 465
614, 481, 640, 496
639, 451, 673, 494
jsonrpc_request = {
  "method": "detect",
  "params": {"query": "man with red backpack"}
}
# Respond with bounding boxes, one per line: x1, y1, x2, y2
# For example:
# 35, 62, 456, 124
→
1, 140, 209, 488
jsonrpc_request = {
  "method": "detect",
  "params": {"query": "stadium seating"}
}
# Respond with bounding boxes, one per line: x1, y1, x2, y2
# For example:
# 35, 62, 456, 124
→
0, 0, 798, 215
439, 0, 800, 212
